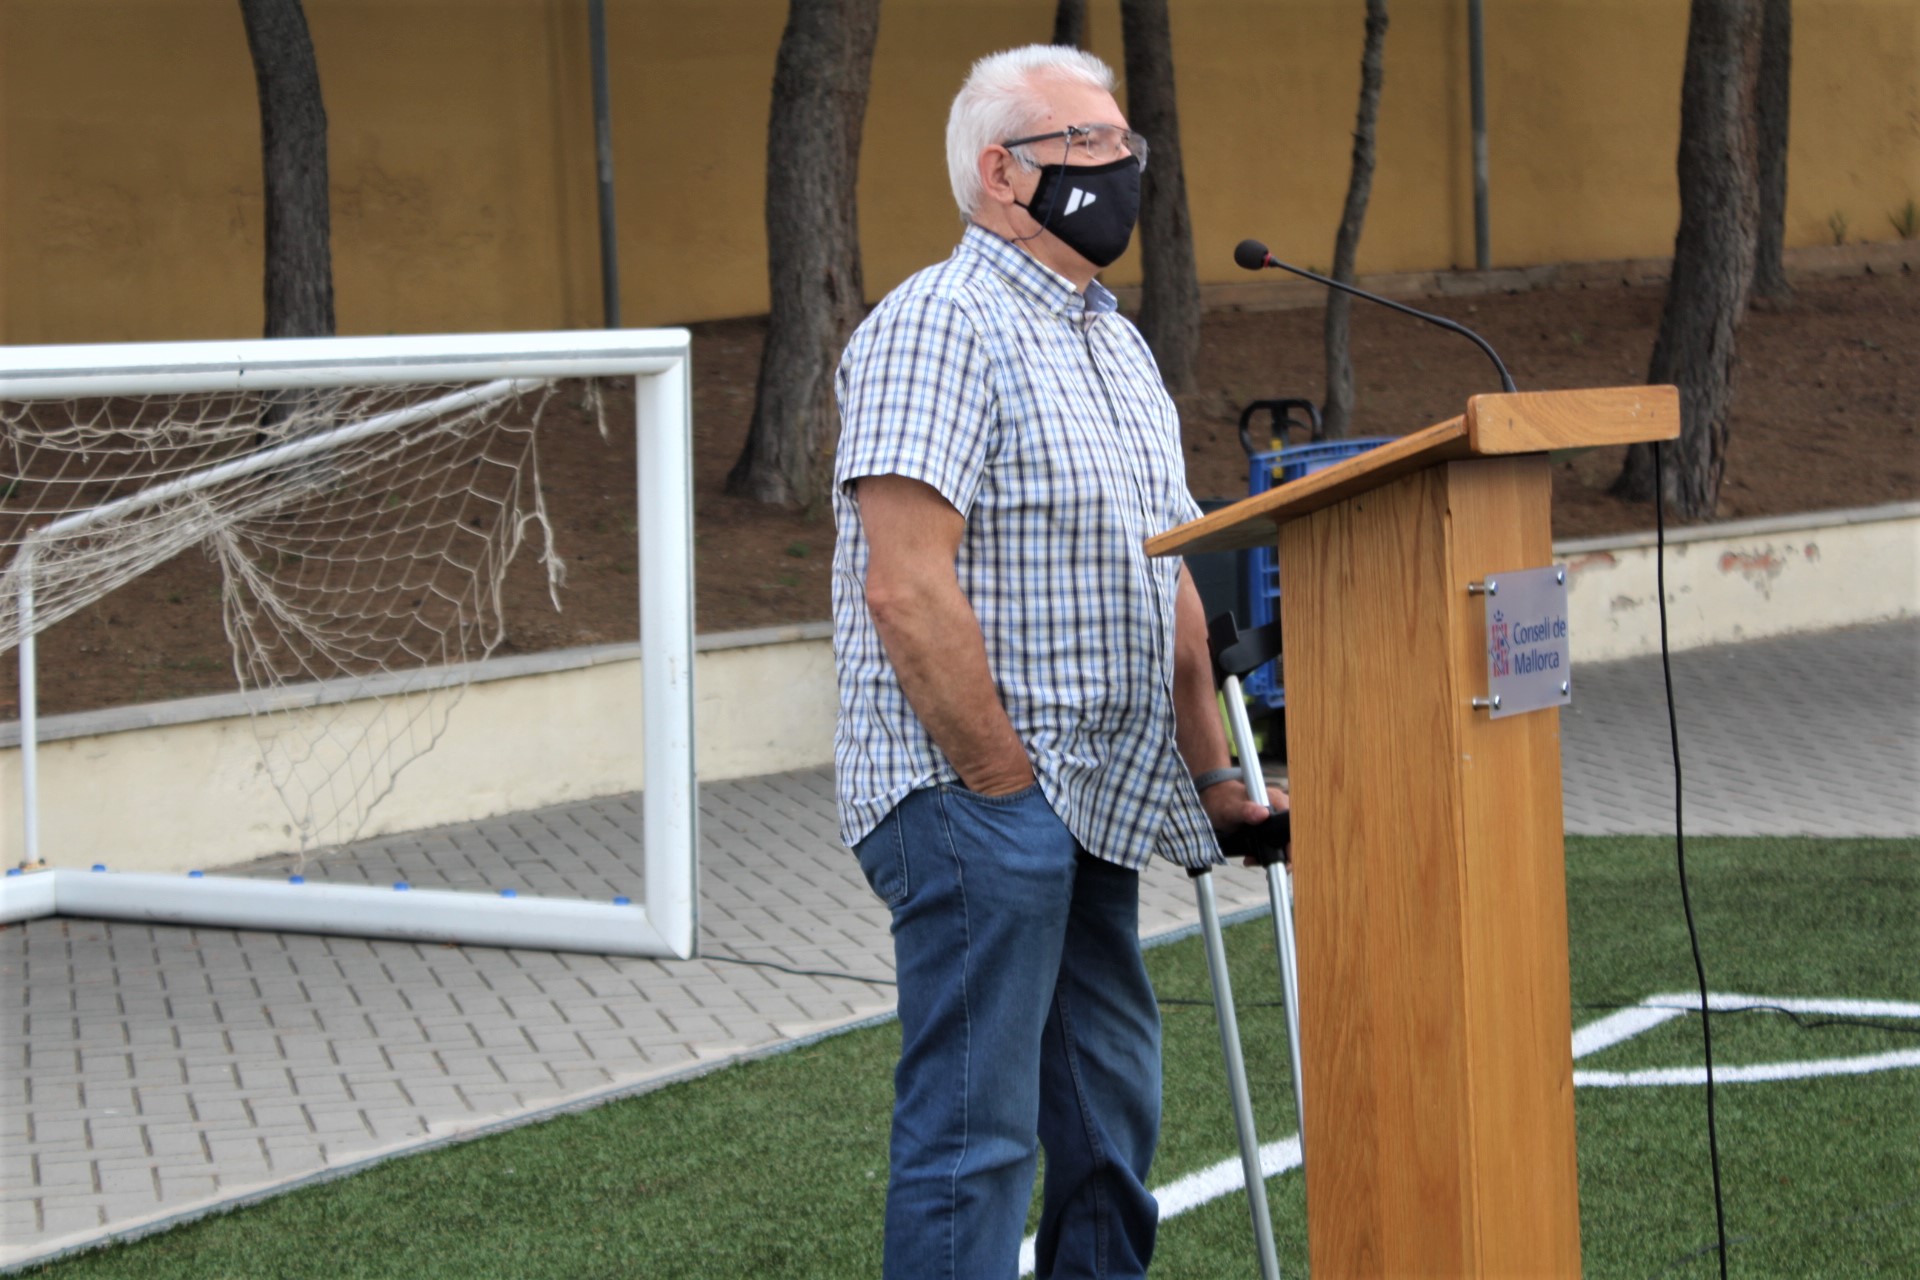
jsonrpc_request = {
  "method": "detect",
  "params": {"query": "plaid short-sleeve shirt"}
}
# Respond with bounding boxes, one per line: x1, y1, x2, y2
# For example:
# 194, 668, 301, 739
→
831, 224, 1220, 871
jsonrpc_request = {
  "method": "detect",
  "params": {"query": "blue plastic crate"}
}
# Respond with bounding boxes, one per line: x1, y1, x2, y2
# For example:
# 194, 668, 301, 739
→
1242, 437, 1396, 710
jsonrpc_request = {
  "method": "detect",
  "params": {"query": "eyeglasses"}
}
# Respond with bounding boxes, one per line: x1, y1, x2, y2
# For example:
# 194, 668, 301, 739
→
1003, 123, 1148, 171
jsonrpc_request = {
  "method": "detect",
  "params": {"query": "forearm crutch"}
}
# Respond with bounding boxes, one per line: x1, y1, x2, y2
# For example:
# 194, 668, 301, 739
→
1208, 613, 1307, 1157
1186, 612, 1302, 1280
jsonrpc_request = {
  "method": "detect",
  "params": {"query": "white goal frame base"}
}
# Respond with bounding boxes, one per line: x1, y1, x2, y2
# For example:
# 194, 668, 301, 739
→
0, 330, 699, 958
0, 867, 680, 957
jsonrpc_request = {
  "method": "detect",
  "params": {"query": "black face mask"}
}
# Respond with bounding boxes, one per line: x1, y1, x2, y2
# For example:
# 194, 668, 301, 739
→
1017, 155, 1141, 269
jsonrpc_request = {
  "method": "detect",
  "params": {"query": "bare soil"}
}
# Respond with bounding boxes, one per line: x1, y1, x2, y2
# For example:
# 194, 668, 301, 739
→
13, 266, 1915, 718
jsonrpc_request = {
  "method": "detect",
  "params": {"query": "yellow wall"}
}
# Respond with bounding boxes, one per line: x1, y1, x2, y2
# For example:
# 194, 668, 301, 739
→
3, 0, 1916, 344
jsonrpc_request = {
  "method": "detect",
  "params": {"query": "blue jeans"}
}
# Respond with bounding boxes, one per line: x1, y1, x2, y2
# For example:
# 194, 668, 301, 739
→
856, 783, 1161, 1279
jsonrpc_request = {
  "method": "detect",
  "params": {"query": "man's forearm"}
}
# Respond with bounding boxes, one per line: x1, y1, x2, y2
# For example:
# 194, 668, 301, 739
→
1171, 566, 1232, 777
869, 570, 1033, 795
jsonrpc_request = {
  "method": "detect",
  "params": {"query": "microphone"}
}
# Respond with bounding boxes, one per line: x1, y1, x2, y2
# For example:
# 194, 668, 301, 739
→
1233, 239, 1517, 393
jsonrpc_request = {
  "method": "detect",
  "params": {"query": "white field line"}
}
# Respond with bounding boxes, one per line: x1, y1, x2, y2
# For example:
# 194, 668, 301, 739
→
1014, 990, 1919, 1271
1576, 1047, 1920, 1088
1018, 1138, 1303, 1276
1572, 1005, 1687, 1058
1639, 992, 1920, 1019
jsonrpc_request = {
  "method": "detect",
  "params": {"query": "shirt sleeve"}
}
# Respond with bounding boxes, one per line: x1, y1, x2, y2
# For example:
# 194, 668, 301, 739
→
834, 292, 996, 518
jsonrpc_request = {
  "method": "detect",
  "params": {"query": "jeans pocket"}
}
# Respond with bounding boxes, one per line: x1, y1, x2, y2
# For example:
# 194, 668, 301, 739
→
854, 808, 911, 908
947, 780, 1045, 808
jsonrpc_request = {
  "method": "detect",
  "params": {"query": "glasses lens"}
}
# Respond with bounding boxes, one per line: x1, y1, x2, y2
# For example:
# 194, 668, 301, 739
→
1007, 126, 1147, 170
1069, 125, 1148, 169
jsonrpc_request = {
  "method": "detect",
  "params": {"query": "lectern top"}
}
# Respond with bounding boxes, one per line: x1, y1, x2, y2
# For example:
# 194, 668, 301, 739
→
1146, 385, 1679, 557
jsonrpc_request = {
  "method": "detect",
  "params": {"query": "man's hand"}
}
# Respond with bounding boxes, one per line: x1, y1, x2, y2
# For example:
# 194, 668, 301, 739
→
1198, 776, 1291, 866
1197, 777, 1285, 834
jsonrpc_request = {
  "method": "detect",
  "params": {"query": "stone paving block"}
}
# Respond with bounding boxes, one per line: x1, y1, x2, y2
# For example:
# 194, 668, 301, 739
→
154, 1172, 221, 1202
234, 1064, 294, 1093
359, 1112, 434, 1144
377, 1048, 443, 1074
342, 1076, 413, 1105
94, 1166, 160, 1200
31, 1157, 97, 1191
291, 1101, 361, 1133
261, 1141, 329, 1175
451, 1085, 527, 1113
549, 1068, 616, 1094
82, 1118, 146, 1152
395, 1083, 474, 1112
36, 1205, 104, 1239
142, 1128, 209, 1162
77, 1085, 135, 1113
284, 1073, 353, 1102
183, 1097, 249, 1126
245, 1101, 310, 1131
323, 1043, 390, 1071
2, 1201, 42, 1241
27, 1116, 86, 1148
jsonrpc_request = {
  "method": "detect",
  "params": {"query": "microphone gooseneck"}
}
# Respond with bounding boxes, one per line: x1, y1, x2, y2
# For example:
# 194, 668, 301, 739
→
1233, 239, 1517, 394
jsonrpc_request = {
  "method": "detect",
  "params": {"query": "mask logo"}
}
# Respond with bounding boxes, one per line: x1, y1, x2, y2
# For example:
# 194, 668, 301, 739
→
1016, 156, 1141, 267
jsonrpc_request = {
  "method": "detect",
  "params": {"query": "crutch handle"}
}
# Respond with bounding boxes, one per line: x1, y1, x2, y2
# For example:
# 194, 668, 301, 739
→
1215, 810, 1291, 867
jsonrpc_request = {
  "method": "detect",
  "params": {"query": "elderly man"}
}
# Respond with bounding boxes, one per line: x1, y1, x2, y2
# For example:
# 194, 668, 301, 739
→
832, 44, 1283, 1279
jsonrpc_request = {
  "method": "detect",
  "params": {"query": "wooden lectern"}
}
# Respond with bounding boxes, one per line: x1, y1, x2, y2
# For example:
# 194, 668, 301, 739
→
1149, 387, 1679, 1277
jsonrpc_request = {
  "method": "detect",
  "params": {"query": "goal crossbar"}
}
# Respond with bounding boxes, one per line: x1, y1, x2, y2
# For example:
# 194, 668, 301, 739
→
0, 330, 700, 958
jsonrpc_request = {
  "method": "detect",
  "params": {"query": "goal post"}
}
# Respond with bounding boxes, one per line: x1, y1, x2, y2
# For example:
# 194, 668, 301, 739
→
0, 330, 699, 958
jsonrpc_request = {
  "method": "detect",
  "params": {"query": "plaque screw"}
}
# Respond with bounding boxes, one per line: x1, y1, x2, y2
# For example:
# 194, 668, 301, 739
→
1556, 568, 1566, 585
1468, 580, 1498, 597
1560, 681, 1570, 696
1471, 695, 1503, 710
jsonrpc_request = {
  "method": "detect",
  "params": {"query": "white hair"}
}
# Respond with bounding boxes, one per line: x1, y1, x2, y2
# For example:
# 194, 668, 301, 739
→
946, 45, 1117, 219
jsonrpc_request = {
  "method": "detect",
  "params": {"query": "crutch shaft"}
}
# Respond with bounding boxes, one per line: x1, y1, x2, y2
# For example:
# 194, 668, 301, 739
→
1193, 869, 1283, 1280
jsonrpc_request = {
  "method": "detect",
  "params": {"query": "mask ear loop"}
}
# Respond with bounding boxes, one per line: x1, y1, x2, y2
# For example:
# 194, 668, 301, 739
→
1006, 133, 1072, 247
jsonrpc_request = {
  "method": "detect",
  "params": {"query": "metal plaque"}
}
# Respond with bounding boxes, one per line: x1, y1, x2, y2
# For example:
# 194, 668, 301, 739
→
1481, 563, 1572, 719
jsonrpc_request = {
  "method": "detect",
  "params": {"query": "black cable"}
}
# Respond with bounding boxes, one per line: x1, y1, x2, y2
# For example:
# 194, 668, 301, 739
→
1656, 439, 1730, 1278
701, 950, 896, 987
1574, 1001, 1920, 1038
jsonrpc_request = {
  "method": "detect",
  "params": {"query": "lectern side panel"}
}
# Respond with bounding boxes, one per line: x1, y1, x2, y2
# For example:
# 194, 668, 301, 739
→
1443, 456, 1584, 1276
1281, 468, 1479, 1277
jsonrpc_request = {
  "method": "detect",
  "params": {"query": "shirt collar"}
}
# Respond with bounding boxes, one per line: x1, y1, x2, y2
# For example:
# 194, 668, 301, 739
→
959, 223, 1115, 323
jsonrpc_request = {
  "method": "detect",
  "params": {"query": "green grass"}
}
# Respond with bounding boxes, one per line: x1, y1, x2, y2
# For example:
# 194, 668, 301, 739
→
25, 837, 1919, 1278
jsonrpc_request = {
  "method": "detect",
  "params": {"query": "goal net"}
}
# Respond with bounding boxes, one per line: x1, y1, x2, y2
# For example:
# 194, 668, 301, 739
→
0, 333, 697, 957
3, 378, 569, 852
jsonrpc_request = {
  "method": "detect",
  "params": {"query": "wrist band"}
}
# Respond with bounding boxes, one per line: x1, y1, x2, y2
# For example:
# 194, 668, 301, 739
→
1192, 767, 1243, 793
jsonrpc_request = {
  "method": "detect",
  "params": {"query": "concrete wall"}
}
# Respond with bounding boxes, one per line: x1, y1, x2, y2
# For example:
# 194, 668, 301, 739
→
1, 504, 1910, 876
0, 624, 835, 874
1560, 503, 1920, 662
5, 0, 1916, 343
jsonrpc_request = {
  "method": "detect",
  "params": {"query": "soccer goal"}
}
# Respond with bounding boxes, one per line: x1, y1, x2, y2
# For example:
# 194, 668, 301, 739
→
0, 331, 698, 958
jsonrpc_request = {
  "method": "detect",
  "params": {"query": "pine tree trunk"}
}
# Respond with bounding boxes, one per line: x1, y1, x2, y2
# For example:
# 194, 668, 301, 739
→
725, 0, 880, 507
1120, 0, 1201, 396
1051, 0, 1087, 48
1612, 0, 1763, 518
238, 0, 333, 339
1751, 0, 1792, 302
1321, 0, 1389, 439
